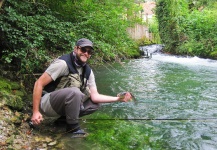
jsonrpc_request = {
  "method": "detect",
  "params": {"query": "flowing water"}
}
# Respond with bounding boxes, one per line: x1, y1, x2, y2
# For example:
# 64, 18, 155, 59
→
63, 52, 217, 150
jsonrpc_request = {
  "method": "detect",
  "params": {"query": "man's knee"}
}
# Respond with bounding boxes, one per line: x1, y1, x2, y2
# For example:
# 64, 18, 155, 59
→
65, 87, 83, 96
50, 87, 84, 116
79, 99, 101, 117
63, 87, 84, 102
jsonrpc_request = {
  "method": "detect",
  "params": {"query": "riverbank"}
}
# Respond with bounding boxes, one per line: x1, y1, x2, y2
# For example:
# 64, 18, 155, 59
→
0, 74, 67, 149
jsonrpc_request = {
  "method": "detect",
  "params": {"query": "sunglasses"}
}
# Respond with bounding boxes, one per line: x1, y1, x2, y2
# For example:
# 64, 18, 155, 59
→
79, 47, 93, 55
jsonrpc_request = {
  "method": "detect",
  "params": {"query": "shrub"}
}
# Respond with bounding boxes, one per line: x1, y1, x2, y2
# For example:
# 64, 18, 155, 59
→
0, 0, 75, 73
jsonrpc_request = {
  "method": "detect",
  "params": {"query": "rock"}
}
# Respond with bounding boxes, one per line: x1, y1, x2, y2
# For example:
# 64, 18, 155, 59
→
0, 76, 26, 110
1, 91, 24, 110
0, 76, 64, 149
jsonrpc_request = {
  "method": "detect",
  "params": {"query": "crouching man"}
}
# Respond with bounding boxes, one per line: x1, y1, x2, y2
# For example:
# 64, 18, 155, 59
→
31, 38, 132, 135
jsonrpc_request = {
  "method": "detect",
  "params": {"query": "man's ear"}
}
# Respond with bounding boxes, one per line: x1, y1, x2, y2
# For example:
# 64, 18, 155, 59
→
73, 46, 78, 52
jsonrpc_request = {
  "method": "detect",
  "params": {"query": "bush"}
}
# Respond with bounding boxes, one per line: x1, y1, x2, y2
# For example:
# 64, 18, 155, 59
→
156, 0, 217, 58
178, 9, 217, 58
0, 0, 142, 74
0, 0, 75, 73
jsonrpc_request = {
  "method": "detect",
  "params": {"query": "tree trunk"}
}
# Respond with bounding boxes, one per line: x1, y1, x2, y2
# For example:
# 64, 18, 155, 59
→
0, 0, 5, 8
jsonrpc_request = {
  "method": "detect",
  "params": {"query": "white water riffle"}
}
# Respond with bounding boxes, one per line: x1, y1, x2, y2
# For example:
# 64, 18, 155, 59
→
152, 53, 217, 69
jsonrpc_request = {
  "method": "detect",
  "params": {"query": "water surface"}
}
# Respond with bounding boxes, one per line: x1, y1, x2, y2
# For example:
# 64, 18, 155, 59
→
64, 53, 217, 150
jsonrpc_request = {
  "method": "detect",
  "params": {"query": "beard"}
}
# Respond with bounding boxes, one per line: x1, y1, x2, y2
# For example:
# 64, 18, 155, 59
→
73, 52, 87, 67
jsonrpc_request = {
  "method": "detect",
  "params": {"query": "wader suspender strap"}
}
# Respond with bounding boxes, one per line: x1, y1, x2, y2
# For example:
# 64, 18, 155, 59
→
43, 53, 91, 93
69, 53, 90, 91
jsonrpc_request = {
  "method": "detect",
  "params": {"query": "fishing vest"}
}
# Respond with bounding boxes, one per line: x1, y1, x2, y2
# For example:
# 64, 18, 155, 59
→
43, 53, 91, 102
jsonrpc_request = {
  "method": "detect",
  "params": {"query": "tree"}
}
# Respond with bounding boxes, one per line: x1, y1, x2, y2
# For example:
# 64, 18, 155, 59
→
0, 0, 142, 73
155, 0, 217, 58
155, 0, 188, 53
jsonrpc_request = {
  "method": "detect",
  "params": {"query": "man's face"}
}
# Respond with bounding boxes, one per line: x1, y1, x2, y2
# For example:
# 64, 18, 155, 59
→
74, 46, 93, 63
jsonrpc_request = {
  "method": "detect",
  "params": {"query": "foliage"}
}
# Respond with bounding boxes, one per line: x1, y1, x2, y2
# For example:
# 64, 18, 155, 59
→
148, 16, 161, 44
0, 0, 142, 74
155, 0, 217, 59
187, 0, 217, 10
37, 0, 142, 60
178, 9, 217, 58
155, 0, 189, 53
0, 0, 75, 73
136, 36, 153, 46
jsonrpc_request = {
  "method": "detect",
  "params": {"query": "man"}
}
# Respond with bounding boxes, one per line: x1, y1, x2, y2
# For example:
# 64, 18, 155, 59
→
31, 38, 132, 135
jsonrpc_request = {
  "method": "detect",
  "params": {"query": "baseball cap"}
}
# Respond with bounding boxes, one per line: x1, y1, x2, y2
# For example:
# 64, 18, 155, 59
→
76, 38, 94, 49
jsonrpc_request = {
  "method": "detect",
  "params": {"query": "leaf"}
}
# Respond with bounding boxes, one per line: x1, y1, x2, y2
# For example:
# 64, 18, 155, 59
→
34, 136, 42, 142
45, 137, 53, 143
15, 111, 21, 117
48, 140, 57, 146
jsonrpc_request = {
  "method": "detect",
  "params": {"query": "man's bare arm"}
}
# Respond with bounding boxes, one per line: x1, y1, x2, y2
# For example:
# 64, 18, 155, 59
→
89, 86, 132, 103
31, 72, 53, 125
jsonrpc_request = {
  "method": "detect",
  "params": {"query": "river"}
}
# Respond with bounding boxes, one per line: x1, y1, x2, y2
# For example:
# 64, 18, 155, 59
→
63, 52, 217, 150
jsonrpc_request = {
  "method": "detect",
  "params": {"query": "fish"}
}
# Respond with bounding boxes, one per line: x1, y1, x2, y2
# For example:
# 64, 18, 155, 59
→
117, 92, 138, 104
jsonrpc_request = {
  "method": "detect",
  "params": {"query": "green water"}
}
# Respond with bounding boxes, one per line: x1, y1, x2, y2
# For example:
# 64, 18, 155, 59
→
63, 54, 217, 150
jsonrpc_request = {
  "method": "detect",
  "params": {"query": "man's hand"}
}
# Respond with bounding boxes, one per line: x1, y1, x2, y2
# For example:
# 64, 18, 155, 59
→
31, 111, 43, 125
117, 92, 132, 102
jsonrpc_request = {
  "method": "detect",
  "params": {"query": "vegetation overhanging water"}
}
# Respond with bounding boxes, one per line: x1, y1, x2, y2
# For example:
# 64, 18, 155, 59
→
62, 53, 217, 150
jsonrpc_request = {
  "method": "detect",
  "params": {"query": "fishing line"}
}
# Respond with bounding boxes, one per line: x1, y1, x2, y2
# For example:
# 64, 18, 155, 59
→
90, 59, 100, 74
92, 54, 139, 104
92, 54, 127, 75
78, 118, 217, 121
101, 59, 123, 74
94, 57, 122, 74
92, 58, 134, 95
93, 58, 114, 73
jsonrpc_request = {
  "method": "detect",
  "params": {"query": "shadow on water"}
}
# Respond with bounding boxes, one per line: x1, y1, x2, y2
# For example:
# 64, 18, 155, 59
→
62, 49, 217, 149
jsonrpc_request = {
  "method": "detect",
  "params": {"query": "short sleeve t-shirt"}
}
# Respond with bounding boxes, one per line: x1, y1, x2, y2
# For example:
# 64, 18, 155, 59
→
45, 59, 96, 88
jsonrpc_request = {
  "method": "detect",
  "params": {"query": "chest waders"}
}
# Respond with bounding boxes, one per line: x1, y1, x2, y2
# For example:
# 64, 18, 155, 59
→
44, 53, 100, 117
44, 53, 91, 95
